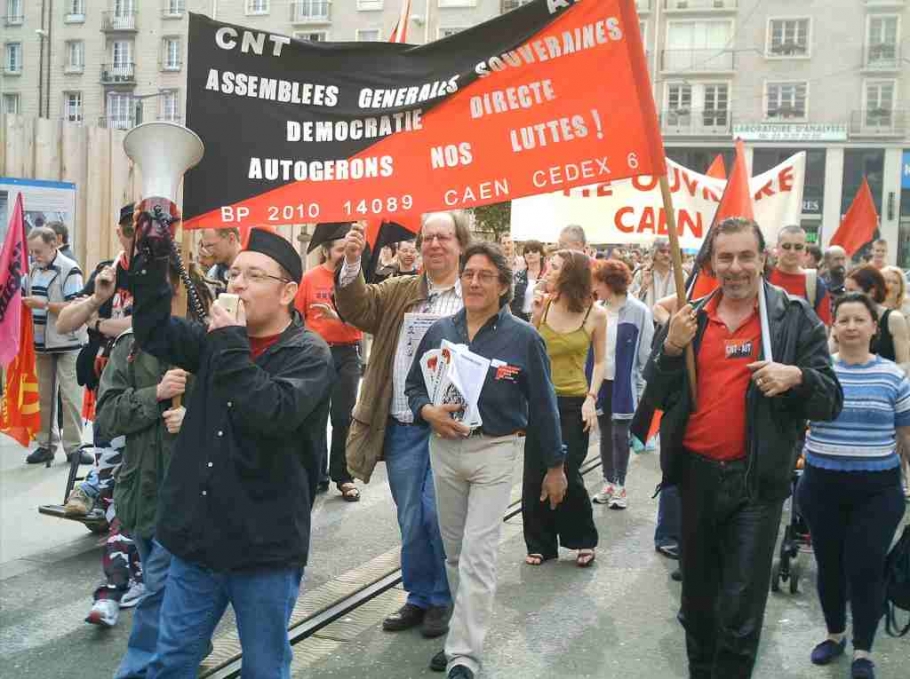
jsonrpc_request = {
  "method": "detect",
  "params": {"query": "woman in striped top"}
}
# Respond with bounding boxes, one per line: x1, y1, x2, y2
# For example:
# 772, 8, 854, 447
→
798, 292, 909, 679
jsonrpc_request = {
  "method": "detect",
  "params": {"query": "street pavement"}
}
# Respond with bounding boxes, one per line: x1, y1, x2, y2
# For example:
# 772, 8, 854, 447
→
1, 432, 907, 678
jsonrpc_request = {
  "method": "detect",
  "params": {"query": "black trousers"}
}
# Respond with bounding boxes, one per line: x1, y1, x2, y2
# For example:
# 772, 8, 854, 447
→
316, 344, 361, 485
679, 453, 783, 679
797, 464, 905, 652
522, 396, 598, 558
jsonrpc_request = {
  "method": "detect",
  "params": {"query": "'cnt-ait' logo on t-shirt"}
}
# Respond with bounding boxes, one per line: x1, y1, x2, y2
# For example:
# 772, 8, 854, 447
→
724, 339, 754, 359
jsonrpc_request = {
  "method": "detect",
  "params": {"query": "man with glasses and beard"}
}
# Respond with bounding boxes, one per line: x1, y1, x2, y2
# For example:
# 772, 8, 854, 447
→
768, 225, 832, 327
822, 245, 848, 300
130, 228, 333, 678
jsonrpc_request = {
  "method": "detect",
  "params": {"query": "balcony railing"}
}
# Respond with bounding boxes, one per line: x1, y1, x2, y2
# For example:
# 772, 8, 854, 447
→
64, 62, 85, 74
290, 0, 331, 23
661, 48, 735, 72
4, 13, 24, 25
864, 42, 901, 70
160, 59, 183, 72
101, 63, 136, 84
850, 109, 906, 137
102, 11, 138, 32
98, 116, 136, 130
664, 0, 737, 9
661, 109, 732, 136
501, 0, 531, 12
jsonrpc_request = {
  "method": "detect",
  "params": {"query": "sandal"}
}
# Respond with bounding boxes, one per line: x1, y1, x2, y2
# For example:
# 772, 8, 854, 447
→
525, 553, 546, 566
576, 549, 596, 568
338, 483, 361, 503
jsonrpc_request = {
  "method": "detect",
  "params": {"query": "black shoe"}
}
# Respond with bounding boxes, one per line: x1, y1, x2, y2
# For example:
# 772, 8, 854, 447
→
671, 568, 682, 582
851, 658, 875, 679
448, 666, 474, 679
26, 447, 54, 464
66, 449, 94, 465
316, 479, 330, 494
656, 543, 680, 560
429, 650, 447, 672
811, 638, 846, 665
382, 603, 425, 632
421, 604, 452, 638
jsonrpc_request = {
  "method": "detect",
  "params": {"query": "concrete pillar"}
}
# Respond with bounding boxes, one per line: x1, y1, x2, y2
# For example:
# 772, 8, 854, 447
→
820, 147, 845, 249
881, 147, 902, 266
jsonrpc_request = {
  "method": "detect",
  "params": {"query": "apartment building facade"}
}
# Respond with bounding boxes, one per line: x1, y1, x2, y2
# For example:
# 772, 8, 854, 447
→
2, 0, 909, 262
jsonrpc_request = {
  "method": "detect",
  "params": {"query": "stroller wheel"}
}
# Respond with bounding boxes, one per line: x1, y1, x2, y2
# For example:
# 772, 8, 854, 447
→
771, 560, 781, 592
789, 559, 802, 594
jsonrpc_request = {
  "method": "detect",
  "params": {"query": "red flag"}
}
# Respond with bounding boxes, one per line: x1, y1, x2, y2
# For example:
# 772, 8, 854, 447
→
830, 178, 878, 257
0, 194, 28, 366
706, 154, 727, 179
688, 139, 754, 299
389, 0, 412, 43
1, 307, 41, 447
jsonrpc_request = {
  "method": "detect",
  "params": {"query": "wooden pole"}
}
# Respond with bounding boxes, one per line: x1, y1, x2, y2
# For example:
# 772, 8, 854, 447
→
658, 174, 697, 403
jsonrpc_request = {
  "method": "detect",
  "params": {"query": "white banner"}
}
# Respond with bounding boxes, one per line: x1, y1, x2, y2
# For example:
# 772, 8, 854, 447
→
510, 153, 806, 249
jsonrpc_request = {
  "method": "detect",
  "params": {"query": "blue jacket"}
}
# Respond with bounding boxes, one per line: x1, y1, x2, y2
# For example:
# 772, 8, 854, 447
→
590, 296, 654, 420
406, 306, 566, 467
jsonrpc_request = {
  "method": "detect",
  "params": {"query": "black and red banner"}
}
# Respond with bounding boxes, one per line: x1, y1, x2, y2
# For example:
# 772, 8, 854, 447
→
183, 0, 664, 230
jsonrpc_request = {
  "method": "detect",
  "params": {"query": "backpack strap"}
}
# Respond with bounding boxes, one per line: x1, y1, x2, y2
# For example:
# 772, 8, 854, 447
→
805, 269, 818, 309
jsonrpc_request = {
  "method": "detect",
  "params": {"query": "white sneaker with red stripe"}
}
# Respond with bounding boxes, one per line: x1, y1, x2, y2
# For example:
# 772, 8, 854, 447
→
609, 486, 628, 510
85, 599, 119, 627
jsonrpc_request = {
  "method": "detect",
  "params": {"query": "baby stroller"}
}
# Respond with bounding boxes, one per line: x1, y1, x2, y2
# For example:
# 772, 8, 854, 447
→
771, 463, 811, 594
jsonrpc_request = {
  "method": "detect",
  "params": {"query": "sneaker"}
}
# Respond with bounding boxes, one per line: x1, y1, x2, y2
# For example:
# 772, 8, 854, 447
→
592, 483, 615, 504
609, 486, 628, 510
85, 599, 119, 627
25, 447, 54, 464
64, 486, 95, 516
119, 581, 146, 609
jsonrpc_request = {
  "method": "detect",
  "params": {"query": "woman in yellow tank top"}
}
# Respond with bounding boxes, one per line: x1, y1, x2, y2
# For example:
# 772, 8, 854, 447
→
523, 249, 607, 568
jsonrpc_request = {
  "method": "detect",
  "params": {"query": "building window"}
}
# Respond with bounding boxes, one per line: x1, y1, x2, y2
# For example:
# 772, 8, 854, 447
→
65, 41, 84, 73
113, 41, 133, 68
294, 31, 328, 42
4, 42, 22, 73
765, 81, 807, 120
502, 0, 531, 11
107, 93, 133, 129
159, 90, 180, 122
664, 20, 734, 71
356, 29, 380, 41
438, 27, 466, 39
246, 0, 269, 15
64, 92, 83, 123
842, 149, 884, 215
5, 0, 24, 25
863, 80, 896, 128
162, 37, 182, 71
866, 15, 900, 67
163, 0, 185, 17
666, 82, 692, 120
2, 93, 19, 114
357, 0, 383, 9
439, 0, 476, 7
767, 18, 810, 57
702, 83, 729, 126
65, 0, 85, 22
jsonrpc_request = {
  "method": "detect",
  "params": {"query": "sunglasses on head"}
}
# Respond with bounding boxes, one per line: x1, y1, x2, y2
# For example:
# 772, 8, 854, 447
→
780, 243, 805, 251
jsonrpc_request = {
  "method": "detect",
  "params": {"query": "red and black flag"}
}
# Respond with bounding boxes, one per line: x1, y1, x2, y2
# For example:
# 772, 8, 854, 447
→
181, 0, 666, 231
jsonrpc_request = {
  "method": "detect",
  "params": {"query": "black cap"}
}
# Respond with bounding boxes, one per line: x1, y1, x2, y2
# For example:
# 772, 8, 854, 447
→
119, 203, 135, 225
307, 222, 353, 254
245, 228, 303, 284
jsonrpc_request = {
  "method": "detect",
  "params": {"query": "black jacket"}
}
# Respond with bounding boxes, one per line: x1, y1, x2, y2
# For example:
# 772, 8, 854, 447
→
130, 257, 334, 571
642, 281, 842, 501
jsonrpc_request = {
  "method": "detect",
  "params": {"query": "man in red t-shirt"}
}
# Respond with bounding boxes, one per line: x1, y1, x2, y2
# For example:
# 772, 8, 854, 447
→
295, 228, 363, 501
768, 225, 831, 326
644, 217, 841, 679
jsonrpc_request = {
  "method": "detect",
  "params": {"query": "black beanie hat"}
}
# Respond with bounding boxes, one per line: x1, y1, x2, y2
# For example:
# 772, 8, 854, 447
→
244, 228, 303, 284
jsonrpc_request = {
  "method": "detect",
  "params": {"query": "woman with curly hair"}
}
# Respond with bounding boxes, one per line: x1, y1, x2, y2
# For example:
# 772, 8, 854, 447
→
590, 259, 654, 509
523, 249, 607, 567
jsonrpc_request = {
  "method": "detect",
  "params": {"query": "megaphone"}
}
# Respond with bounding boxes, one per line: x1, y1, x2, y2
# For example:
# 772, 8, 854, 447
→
123, 121, 206, 320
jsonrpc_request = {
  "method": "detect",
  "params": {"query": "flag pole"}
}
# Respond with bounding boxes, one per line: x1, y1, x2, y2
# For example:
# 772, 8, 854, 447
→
658, 174, 698, 402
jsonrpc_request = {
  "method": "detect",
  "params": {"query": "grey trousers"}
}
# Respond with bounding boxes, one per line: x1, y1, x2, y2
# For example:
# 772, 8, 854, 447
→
429, 432, 521, 676
35, 351, 83, 454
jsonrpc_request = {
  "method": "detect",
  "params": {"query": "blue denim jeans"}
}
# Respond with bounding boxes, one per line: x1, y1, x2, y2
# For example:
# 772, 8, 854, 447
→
384, 422, 451, 609
115, 538, 171, 679
654, 484, 681, 550
147, 555, 303, 679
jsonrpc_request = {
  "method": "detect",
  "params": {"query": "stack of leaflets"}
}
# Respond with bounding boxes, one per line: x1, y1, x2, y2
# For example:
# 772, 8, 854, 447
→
419, 340, 491, 429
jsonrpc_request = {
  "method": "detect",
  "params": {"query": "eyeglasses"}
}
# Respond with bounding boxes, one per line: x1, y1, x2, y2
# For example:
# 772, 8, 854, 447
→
423, 233, 455, 244
460, 270, 499, 284
226, 268, 291, 285
780, 243, 805, 251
